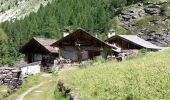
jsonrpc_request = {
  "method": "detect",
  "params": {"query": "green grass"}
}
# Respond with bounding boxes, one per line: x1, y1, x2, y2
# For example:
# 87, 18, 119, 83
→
54, 87, 67, 100
136, 16, 166, 27
22, 73, 60, 100
58, 50, 170, 100
5, 73, 47, 100
23, 73, 66, 100
134, 16, 170, 32
5, 73, 66, 100
0, 85, 9, 99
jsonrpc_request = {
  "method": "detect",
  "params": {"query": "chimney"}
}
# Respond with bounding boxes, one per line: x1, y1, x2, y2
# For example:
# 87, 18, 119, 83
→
108, 29, 116, 38
95, 34, 98, 38
63, 29, 70, 37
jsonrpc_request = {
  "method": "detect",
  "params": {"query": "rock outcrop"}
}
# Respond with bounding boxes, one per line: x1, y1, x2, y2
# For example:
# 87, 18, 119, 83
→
58, 81, 79, 100
119, 4, 146, 23
118, 2, 170, 47
144, 5, 161, 15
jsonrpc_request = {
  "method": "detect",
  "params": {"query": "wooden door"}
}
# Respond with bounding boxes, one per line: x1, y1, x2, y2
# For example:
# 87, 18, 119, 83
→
28, 53, 33, 63
88, 50, 100, 60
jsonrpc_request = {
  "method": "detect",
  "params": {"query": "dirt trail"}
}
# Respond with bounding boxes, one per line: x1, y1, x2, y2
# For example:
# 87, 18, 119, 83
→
16, 82, 45, 100
16, 73, 53, 100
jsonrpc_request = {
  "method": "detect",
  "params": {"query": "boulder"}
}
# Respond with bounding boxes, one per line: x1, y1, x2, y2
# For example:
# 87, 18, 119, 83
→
146, 0, 168, 5
144, 5, 161, 15
119, 4, 145, 22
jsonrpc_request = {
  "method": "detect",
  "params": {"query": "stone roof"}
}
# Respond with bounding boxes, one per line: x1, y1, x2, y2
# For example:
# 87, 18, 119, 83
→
33, 37, 59, 53
118, 35, 161, 50
20, 37, 59, 54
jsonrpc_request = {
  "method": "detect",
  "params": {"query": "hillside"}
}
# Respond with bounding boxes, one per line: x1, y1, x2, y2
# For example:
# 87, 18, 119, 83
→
116, 0, 170, 47
58, 50, 170, 100
0, 0, 51, 23
0, 0, 170, 65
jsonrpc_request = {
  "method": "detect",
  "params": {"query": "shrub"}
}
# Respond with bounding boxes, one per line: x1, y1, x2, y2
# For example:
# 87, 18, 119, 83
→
160, 3, 168, 16
95, 56, 107, 64
140, 48, 148, 54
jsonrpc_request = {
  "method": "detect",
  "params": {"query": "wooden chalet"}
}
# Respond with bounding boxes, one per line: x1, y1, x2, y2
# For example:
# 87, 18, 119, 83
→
105, 35, 162, 60
51, 28, 115, 63
19, 37, 59, 64
105, 35, 161, 51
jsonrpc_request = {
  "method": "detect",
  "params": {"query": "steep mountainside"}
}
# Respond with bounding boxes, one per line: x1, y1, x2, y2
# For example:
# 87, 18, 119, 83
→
0, 0, 51, 23
116, 0, 170, 46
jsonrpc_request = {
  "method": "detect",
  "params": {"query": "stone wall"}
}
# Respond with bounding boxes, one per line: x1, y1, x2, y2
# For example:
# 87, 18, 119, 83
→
58, 81, 79, 100
0, 67, 22, 90
60, 46, 88, 62
60, 46, 107, 62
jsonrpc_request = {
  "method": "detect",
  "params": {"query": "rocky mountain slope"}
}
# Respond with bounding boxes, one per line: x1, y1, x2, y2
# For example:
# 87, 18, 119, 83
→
0, 0, 51, 23
117, 0, 170, 46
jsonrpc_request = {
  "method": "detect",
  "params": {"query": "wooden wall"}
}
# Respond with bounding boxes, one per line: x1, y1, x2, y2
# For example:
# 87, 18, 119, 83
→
109, 38, 142, 50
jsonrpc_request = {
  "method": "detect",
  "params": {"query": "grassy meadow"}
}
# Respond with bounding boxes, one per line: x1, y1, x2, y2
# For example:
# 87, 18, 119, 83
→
58, 50, 170, 100
5, 73, 45, 100
0, 85, 9, 99
5, 73, 65, 100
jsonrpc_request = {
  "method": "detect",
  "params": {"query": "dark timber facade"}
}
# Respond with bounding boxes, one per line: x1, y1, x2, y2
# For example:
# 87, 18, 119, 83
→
52, 28, 114, 63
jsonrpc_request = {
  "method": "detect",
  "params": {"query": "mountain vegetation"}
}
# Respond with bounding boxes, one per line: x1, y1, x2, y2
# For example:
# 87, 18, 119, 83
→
0, 28, 18, 65
0, 0, 167, 65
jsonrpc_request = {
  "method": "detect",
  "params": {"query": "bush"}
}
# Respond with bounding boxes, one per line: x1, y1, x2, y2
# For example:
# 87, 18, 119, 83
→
95, 56, 107, 64
79, 56, 107, 68
140, 48, 148, 54
160, 3, 168, 16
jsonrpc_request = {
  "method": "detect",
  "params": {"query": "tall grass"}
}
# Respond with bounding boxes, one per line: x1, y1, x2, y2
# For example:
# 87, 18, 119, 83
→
0, 85, 9, 99
6, 73, 46, 100
59, 50, 170, 100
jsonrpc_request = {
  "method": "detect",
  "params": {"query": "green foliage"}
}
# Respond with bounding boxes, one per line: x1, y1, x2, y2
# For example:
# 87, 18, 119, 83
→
79, 56, 107, 68
0, 85, 9, 99
1, 0, 146, 45
127, 0, 147, 5
116, 25, 133, 35
108, 17, 133, 35
0, 28, 8, 43
95, 56, 107, 64
0, 28, 19, 66
59, 50, 170, 99
54, 87, 67, 100
160, 3, 168, 16
1, 0, 112, 50
0, 0, 148, 65
140, 48, 148, 54
109, 0, 127, 9
136, 16, 165, 27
